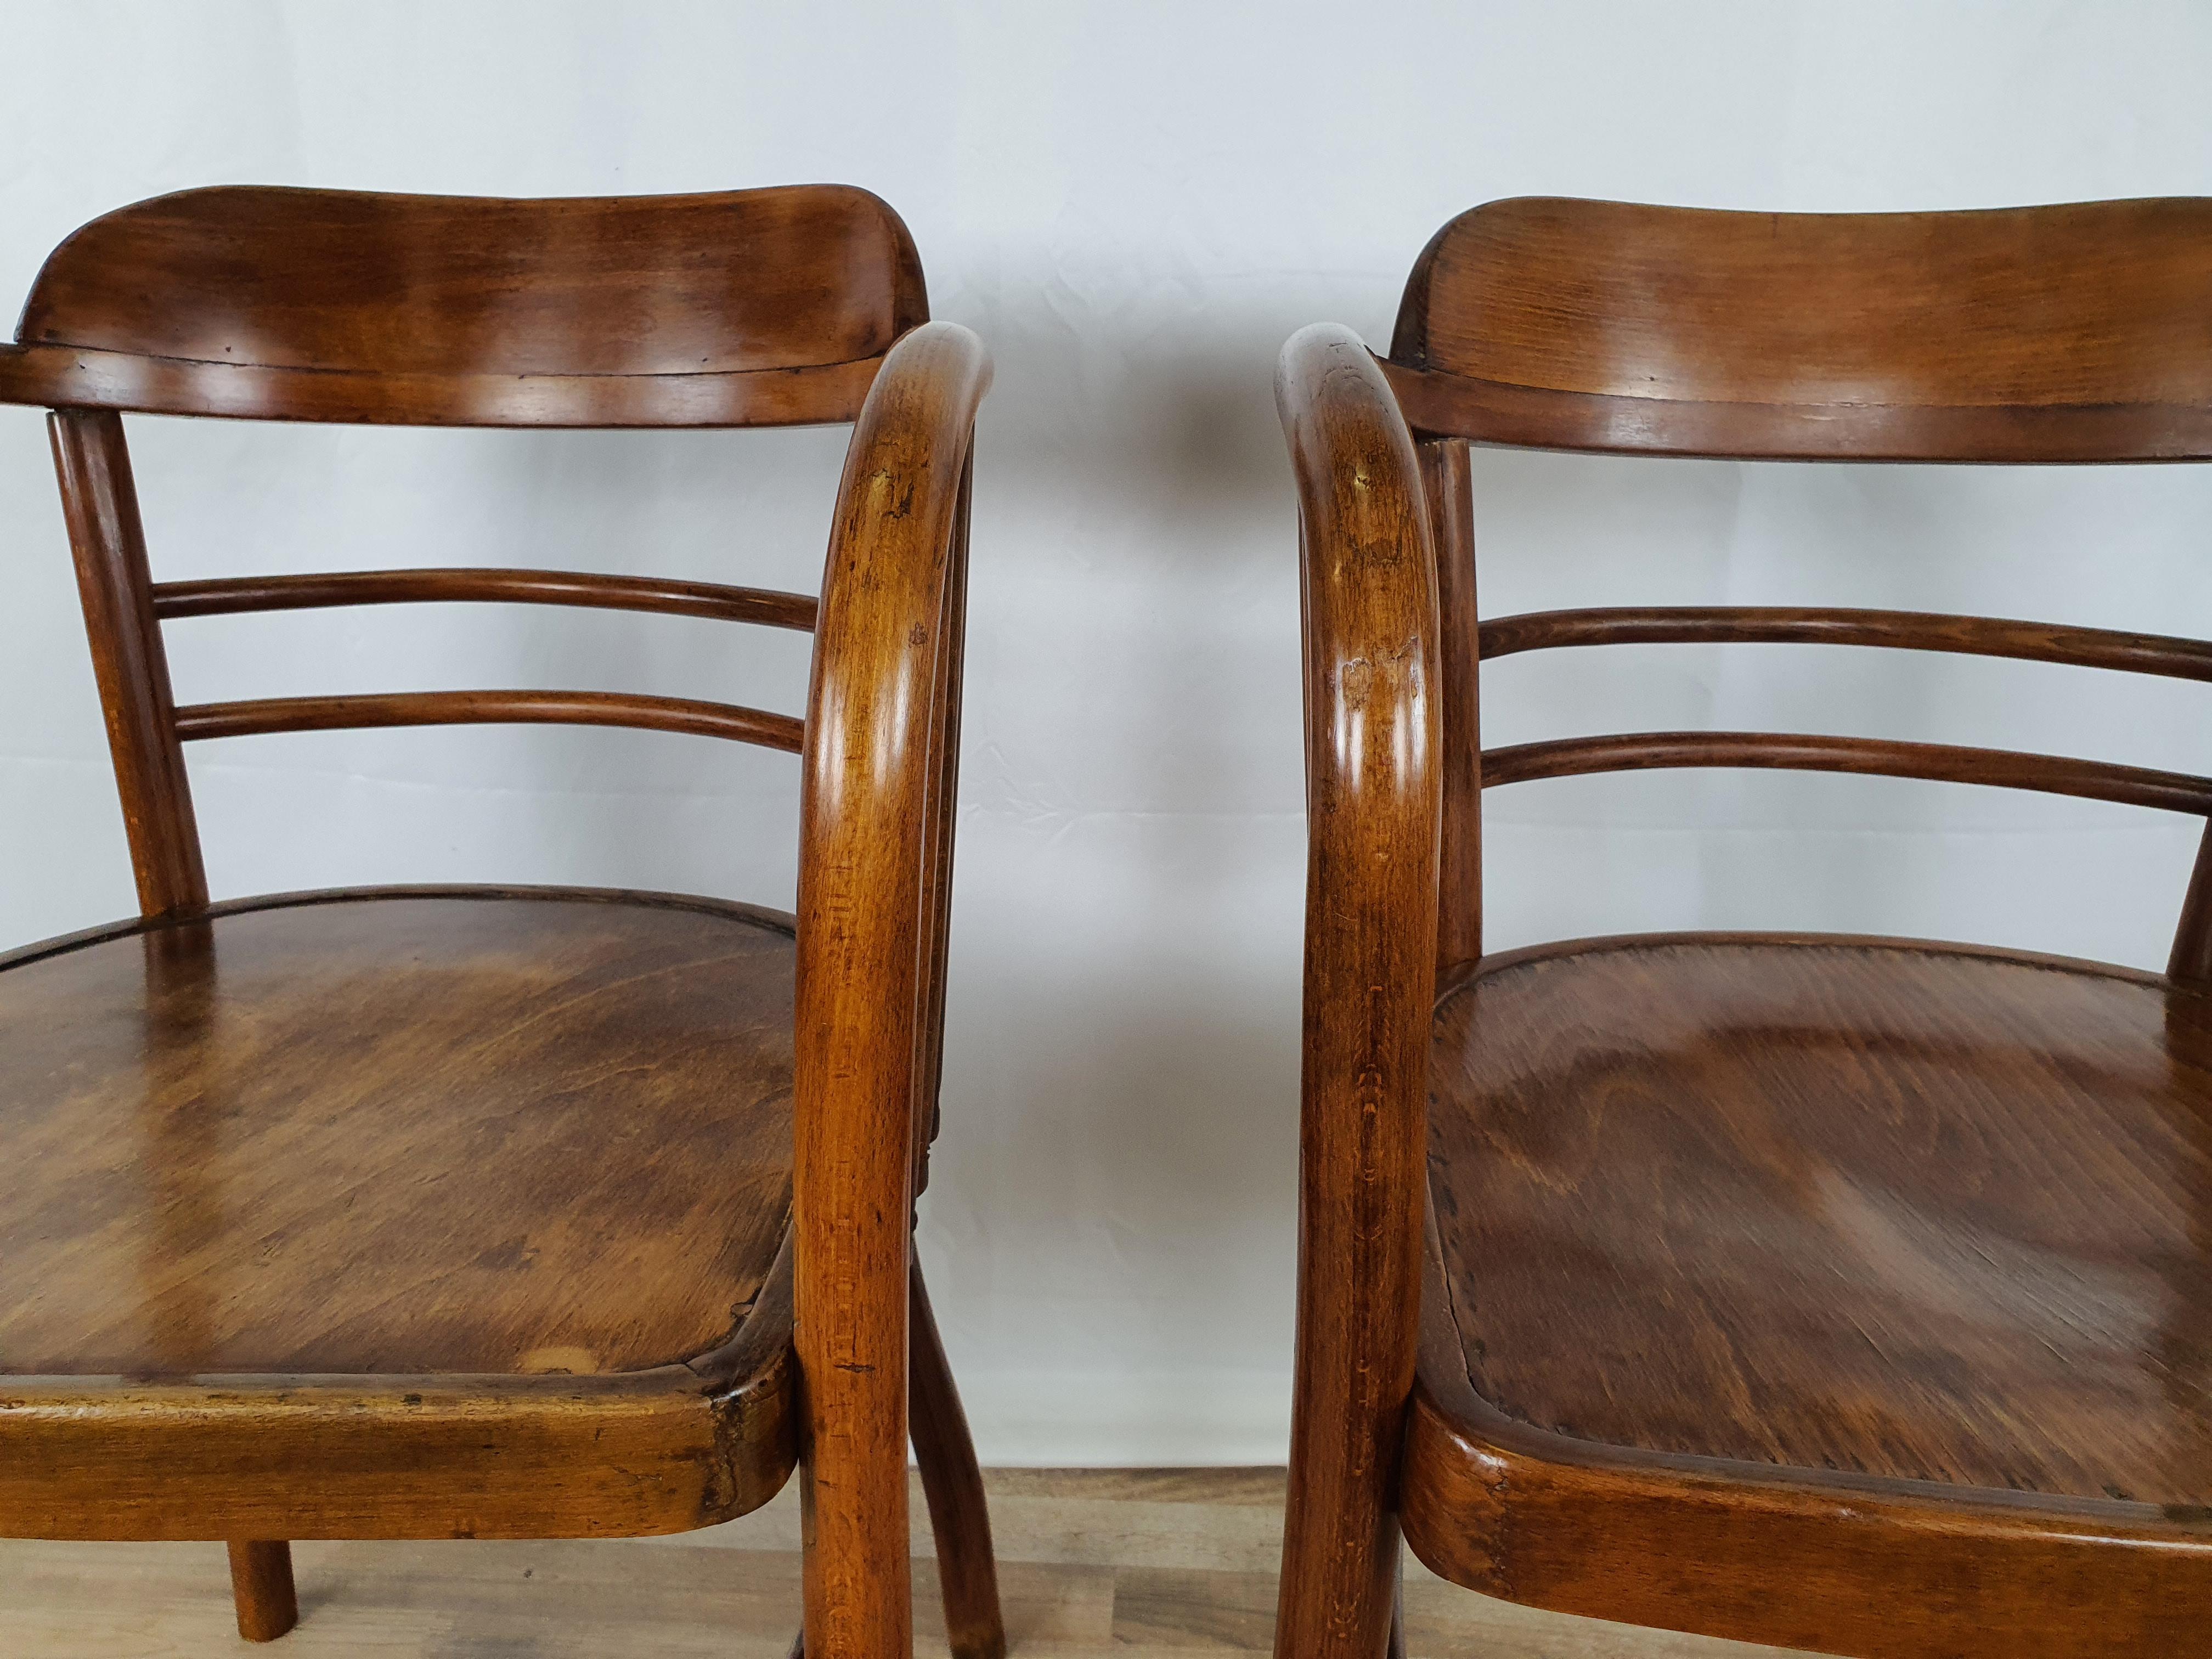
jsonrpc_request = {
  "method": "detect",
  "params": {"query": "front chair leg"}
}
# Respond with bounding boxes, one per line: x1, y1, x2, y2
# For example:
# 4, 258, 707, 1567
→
909, 1255, 1007, 1659
227, 1540, 297, 1641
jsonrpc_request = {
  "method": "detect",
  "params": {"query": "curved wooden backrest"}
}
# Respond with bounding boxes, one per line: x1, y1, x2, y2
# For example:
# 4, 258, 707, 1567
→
1, 184, 925, 426
10, 184, 948, 922
1364, 198, 2212, 979
1383, 195, 2212, 461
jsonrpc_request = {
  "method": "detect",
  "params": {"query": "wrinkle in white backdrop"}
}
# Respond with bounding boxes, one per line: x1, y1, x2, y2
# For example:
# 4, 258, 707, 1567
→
3, 1, 2211, 1460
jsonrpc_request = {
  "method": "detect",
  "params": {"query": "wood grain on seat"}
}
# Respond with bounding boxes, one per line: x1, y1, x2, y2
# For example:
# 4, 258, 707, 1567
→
0, 888, 794, 1381
1427, 935, 2212, 1508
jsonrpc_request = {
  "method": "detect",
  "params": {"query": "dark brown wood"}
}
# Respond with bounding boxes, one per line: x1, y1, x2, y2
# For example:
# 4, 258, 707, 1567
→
153, 568, 818, 630
1387, 196, 2212, 461
910, 1256, 1006, 1659
1480, 604, 2212, 679
1272, 325, 1441, 1659
1481, 729, 2212, 816
1, 184, 995, 1656
0, 890, 793, 1380
0, 185, 926, 430
912, 452, 974, 1190
48, 409, 206, 917
1422, 439, 1482, 977
173, 689, 804, 751
1289, 195, 2212, 1659
1430, 933, 2212, 1508
227, 1541, 297, 1641
2174, 821, 2212, 983
795, 321, 990, 1659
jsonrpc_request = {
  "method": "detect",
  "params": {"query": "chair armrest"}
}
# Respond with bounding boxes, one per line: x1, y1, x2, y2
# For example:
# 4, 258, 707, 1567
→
793, 319, 989, 1659
1276, 324, 1443, 1659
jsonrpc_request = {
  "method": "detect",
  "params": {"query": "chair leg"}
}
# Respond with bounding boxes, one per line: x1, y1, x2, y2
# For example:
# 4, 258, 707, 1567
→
1387, 1571, 1406, 1659
227, 1540, 297, 1641
909, 1255, 1006, 1659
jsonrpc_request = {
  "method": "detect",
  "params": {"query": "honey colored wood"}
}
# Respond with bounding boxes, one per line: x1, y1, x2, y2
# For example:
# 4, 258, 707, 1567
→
1482, 729, 2212, 815
0, 890, 795, 1380
173, 688, 805, 751
795, 320, 990, 1659
0, 184, 924, 429
1480, 604, 2212, 678
1388, 196, 2212, 461
1283, 196, 2212, 1659
1430, 935, 2212, 1506
909, 1257, 1006, 1659
228, 1541, 297, 1641
1, 185, 996, 1654
153, 568, 819, 630
1421, 439, 1481, 978
49, 408, 206, 917
1273, 326, 1441, 1659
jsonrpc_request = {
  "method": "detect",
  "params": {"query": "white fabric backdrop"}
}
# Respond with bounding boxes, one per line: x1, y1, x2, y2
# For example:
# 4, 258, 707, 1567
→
4, 1, 2211, 1463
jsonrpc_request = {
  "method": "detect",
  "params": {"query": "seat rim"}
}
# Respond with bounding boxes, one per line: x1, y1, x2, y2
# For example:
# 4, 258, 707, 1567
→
1407, 928, 2212, 1658
0, 883, 799, 1541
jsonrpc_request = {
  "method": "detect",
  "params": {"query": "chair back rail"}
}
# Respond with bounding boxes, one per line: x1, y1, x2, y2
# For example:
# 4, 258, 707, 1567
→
15, 185, 919, 921
1389, 195, 2212, 462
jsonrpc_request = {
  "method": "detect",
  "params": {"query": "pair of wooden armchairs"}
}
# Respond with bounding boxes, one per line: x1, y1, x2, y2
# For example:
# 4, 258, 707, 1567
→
0, 185, 2205, 1659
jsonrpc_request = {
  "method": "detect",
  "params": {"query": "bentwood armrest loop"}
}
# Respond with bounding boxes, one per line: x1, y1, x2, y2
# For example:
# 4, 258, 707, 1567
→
792, 319, 989, 1659
1274, 324, 1443, 1659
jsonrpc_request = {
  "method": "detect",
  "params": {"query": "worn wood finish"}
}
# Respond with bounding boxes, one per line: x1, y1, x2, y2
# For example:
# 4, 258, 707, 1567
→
1287, 194, 2212, 1659
1272, 326, 1441, 1659
174, 689, 805, 751
1389, 196, 2212, 461
1480, 604, 2212, 678
1482, 729, 2212, 815
153, 568, 819, 630
2, 185, 997, 1649
1430, 934, 2212, 1505
227, 1541, 297, 1641
0, 889, 795, 1380
795, 321, 989, 1659
0, 185, 924, 430
1421, 439, 1482, 978
909, 1256, 1007, 1659
2174, 822, 2212, 984
48, 409, 206, 917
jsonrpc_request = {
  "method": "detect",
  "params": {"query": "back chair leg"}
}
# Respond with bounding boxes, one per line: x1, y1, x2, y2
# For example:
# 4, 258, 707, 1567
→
909, 1255, 1006, 1659
227, 1540, 298, 1641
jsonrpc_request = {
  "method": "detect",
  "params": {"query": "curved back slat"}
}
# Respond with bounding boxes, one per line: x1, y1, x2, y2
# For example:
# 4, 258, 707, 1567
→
1480, 606, 2212, 680
2, 184, 925, 426
172, 690, 803, 751
152, 568, 817, 630
1389, 196, 2212, 461
1483, 731, 2212, 818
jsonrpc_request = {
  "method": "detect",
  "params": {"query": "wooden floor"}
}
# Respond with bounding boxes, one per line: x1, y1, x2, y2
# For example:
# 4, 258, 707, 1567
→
0, 1468, 1795, 1656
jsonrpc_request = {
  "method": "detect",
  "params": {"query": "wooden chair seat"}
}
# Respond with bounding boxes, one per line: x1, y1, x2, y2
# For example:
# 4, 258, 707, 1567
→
0, 886, 802, 1541
1406, 933, 2212, 1649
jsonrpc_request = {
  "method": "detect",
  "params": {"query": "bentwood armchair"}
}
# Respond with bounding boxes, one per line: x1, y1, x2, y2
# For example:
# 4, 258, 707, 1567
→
0, 184, 1000, 1659
1277, 198, 2212, 1659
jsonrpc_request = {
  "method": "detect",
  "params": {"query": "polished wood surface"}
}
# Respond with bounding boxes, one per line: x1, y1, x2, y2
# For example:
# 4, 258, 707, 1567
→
1282, 195, 2212, 1659
172, 689, 804, 751
227, 1541, 298, 1642
1481, 729, 2212, 814
0, 889, 794, 1379
1387, 196, 2212, 460
2, 184, 997, 1654
153, 568, 819, 630
908, 1258, 1006, 1659
1272, 327, 1441, 1659
1430, 935, 2212, 1505
8, 1466, 1807, 1658
795, 320, 990, 1659
0, 185, 923, 428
